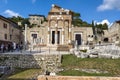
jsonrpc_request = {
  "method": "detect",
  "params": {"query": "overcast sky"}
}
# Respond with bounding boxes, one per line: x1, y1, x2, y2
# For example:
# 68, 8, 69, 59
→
0, 0, 120, 25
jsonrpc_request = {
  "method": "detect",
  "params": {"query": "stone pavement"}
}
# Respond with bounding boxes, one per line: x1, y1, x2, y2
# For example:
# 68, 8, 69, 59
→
38, 75, 120, 80
3, 47, 69, 55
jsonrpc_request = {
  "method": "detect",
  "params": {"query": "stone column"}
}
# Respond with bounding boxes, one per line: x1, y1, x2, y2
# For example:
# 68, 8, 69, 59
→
69, 28, 72, 43
68, 21, 71, 44
55, 25, 58, 45
24, 24, 27, 50
62, 28, 64, 44
47, 27, 50, 44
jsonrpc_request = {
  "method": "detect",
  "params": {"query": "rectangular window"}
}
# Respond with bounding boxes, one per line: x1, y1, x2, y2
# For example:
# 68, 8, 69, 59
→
10, 35, 12, 40
3, 23, 7, 29
33, 18, 35, 20
4, 34, 7, 40
31, 34, 37, 39
37, 18, 39, 20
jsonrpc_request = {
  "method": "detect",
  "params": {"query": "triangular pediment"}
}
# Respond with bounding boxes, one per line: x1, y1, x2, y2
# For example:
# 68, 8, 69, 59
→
50, 8, 61, 12
49, 4, 73, 13
50, 4, 64, 12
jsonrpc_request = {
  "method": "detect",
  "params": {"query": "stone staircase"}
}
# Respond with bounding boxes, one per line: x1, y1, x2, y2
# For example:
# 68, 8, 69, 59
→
29, 44, 72, 52
42, 45, 57, 51
57, 45, 71, 51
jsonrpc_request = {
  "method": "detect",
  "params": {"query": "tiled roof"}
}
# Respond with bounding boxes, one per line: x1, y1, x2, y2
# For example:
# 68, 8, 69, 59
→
29, 14, 45, 17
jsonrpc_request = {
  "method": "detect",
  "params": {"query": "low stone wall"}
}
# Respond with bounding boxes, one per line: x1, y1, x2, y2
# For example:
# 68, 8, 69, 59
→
0, 54, 61, 72
71, 44, 120, 59
38, 76, 120, 80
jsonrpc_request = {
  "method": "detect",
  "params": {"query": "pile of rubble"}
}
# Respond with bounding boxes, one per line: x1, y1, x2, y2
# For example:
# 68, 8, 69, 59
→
70, 44, 120, 59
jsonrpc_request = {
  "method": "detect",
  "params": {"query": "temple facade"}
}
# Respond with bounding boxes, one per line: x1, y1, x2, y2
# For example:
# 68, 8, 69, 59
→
26, 4, 93, 48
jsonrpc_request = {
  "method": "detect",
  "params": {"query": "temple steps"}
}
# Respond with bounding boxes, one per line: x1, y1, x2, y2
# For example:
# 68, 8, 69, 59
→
57, 45, 71, 51
28, 44, 72, 51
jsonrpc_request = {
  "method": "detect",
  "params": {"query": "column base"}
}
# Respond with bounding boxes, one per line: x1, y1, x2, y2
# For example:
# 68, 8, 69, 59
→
68, 40, 71, 44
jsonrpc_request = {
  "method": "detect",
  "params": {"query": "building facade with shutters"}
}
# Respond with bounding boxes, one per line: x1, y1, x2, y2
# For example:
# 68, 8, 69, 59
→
0, 15, 21, 45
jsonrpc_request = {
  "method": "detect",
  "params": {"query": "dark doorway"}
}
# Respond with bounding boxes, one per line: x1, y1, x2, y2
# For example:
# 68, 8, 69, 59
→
103, 38, 109, 42
75, 34, 81, 45
52, 31, 55, 44
57, 31, 60, 44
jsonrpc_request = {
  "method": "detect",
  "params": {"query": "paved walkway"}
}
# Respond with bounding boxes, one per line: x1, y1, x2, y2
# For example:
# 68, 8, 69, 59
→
2, 48, 70, 55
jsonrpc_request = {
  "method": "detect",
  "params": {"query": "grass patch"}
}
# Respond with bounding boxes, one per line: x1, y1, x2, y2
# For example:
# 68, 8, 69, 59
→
58, 70, 112, 76
60, 54, 120, 76
3, 68, 42, 80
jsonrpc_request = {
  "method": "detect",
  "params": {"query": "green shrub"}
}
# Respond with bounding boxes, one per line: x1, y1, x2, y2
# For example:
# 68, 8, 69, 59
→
80, 49, 87, 53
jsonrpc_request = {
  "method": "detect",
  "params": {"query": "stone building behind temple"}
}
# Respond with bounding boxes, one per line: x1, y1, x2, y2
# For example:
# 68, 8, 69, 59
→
26, 4, 93, 48
106, 21, 120, 44
29, 14, 45, 26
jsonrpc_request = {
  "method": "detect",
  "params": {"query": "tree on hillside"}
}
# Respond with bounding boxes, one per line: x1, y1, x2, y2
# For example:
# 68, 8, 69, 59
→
92, 21, 95, 35
72, 12, 91, 27
21, 18, 30, 26
96, 23, 108, 35
8, 16, 24, 23
102, 23, 108, 30
95, 23, 108, 43
8, 16, 32, 29
72, 12, 82, 27
81, 21, 91, 27
92, 20, 97, 40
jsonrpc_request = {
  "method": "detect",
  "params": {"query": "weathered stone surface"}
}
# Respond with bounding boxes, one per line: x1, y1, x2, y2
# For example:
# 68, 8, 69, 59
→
38, 76, 120, 80
80, 53, 89, 58
72, 44, 120, 59
0, 54, 61, 72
